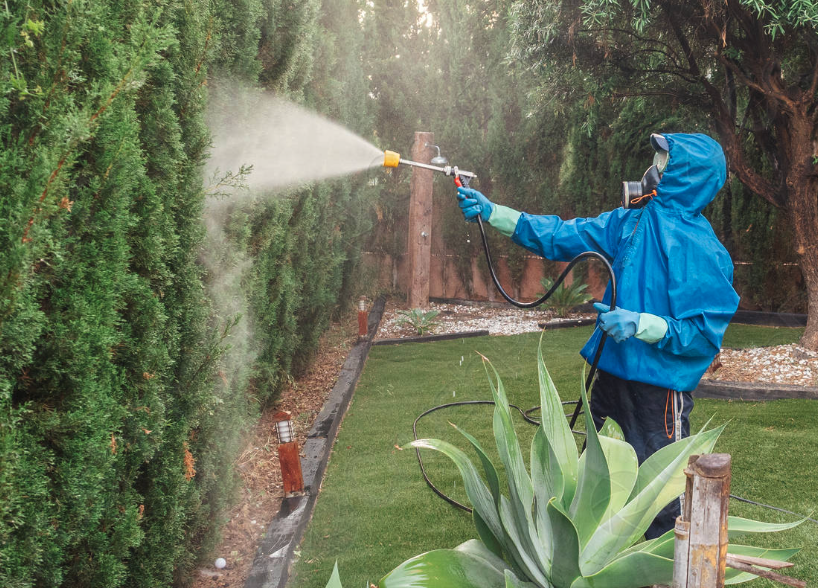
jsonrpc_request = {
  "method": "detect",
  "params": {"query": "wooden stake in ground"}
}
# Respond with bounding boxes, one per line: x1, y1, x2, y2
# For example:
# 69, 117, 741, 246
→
673, 453, 805, 588
407, 132, 434, 309
682, 453, 732, 588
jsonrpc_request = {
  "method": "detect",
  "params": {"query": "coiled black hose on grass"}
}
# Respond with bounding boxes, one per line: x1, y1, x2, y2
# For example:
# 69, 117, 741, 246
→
413, 215, 611, 512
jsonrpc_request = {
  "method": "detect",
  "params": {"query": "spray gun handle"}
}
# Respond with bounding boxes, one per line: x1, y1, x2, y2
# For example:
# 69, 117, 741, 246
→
454, 171, 471, 189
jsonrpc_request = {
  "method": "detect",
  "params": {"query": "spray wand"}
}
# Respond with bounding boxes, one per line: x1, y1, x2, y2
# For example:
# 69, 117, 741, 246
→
382, 149, 477, 188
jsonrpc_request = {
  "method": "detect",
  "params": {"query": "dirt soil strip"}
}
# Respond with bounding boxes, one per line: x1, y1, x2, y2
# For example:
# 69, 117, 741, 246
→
243, 296, 386, 588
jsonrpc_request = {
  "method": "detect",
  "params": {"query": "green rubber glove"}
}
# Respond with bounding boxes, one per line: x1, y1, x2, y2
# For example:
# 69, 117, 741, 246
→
487, 204, 521, 237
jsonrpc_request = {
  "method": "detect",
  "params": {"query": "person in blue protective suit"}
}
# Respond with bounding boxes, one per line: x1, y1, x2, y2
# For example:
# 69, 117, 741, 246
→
457, 133, 739, 539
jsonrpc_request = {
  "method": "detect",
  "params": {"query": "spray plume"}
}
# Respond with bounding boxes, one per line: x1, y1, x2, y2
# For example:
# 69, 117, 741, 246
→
206, 90, 383, 194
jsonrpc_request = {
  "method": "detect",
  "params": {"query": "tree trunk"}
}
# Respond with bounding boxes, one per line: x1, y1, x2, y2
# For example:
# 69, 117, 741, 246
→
784, 115, 818, 351
789, 193, 818, 350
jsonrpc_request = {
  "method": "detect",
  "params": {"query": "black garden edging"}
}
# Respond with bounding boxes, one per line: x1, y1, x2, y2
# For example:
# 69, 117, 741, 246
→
694, 379, 818, 401
733, 310, 807, 328
538, 317, 597, 330
244, 296, 386, 588
373, 329, 490, 345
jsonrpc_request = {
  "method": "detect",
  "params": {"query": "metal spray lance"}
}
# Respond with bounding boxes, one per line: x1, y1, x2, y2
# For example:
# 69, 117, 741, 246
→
382, 148, 477, 188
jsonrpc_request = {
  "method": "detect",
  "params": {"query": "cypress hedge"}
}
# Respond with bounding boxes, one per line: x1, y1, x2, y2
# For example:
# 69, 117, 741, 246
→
1, 0, 374, 585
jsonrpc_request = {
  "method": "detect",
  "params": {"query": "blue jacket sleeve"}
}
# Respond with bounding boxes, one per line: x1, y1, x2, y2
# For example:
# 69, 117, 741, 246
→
654, 253, 739, 358
654, 309, 735, 358
511, 209, 631, 263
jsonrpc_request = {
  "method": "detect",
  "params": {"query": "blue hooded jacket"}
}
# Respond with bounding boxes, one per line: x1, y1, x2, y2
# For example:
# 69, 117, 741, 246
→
512, 133, 739, 391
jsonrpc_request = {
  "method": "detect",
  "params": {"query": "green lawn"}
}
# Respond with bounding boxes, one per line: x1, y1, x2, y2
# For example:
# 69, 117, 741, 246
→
290, 325, 816, 588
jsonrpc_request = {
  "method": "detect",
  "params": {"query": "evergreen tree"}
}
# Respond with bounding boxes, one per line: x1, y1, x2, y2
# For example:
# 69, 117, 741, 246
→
0, 0, 377, 585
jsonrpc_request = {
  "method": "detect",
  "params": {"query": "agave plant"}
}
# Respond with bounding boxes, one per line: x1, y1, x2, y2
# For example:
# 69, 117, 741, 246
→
538, 277, 593, 318
327, 337, 802, 588
396, 308, 441, 336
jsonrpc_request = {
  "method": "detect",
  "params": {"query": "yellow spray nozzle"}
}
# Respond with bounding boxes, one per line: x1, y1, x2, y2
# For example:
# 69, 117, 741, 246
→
383, 150, 400, 168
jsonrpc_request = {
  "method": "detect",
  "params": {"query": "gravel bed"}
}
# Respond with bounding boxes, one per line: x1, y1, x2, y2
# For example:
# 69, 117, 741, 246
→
375, 301, 593, 338
703, 344, 818, 387
376, 301, 818, 387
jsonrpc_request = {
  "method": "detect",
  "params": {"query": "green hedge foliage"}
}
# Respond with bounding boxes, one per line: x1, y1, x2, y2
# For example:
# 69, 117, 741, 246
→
0, 0, 374, 586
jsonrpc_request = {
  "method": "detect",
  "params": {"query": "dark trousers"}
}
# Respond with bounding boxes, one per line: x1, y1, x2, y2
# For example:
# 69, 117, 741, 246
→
589, 369, 694, 540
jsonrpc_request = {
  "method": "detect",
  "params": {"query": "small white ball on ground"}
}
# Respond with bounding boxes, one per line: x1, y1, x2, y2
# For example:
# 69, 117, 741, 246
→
215, 558, 227, 569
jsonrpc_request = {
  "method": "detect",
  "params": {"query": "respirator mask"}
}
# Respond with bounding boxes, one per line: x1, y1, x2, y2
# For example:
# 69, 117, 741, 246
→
621, 134, 669, 209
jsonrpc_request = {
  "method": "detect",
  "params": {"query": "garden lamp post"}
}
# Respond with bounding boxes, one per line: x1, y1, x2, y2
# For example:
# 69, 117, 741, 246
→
358, 298, 368, 340
273, 411, 303, 494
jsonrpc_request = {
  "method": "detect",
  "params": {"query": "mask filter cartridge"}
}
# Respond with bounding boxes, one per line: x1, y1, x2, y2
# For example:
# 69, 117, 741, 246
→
622, 165, 662, 209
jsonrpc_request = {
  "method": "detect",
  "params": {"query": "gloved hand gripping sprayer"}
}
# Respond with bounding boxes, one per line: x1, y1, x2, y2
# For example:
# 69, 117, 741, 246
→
381, 147, 617, 431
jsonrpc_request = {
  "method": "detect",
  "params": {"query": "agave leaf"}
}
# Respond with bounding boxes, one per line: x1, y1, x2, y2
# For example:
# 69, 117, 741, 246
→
410, 438, 504, 547
380, 540, 509, 588
728, 515, 807, 541
579, 425, 724, 575
531, 427, 560, 558
724, 546, 801, 584
598, 417, 625, 441
547, 498, 582, 588
536, 334, 578, 503
531, 426, 565, 503
610, 513, 806, 571
456, 539, 513, 572
505, 569, 543, 588
597, 435, 638, 524
500, 495, 551, 587
324, 561, 343, 588
411, 437, 533, 577
453, 422, 502, 505
570, 551, 674, 588
627, 417, 716, 502
475, 509, 506, 561
617, 528, 676, 560
569, 379, 611, 547
484, 359, 549, 577
483, 358, 534, 512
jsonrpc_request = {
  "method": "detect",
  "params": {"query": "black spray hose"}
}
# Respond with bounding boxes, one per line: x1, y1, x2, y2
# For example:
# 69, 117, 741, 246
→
475, 214, 614, 430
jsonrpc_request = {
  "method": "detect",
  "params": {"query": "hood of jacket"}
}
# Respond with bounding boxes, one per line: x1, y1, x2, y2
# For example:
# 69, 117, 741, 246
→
655, 133, 727, 215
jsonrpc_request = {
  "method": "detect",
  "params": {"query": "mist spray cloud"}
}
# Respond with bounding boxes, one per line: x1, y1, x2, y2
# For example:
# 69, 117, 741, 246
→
201, 84, 383, 410
206, 90, 383, 194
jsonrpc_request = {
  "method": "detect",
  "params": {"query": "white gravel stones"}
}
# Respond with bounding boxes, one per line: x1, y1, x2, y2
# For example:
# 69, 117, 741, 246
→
376, 302, 590, 338
709, 344, 818, 387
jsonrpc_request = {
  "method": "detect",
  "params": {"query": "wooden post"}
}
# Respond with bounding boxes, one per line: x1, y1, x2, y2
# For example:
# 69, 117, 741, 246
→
675, 453, 732, 588
407, 132, 434, 309
357, 297, 368, 340
278, 442, 303, 494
